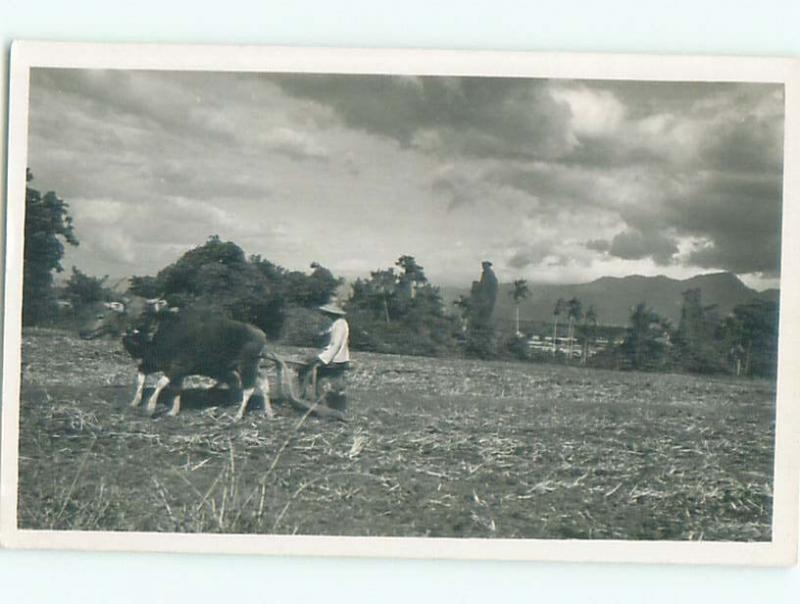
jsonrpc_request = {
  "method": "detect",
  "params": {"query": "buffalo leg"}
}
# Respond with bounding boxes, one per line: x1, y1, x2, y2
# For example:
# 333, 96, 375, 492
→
256, 368, 274, 418
130, 371, 146, 407
224, 370, 249, 420
145, 375, 170, 415
235, 386, 256, 421
167, 376, 185, 417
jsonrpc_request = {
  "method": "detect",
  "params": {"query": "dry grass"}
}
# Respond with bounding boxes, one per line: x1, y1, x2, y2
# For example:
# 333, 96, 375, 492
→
16, 328, 775, 540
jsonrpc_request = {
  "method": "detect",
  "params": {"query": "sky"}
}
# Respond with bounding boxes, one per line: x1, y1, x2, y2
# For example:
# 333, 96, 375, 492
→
26, 68, 785, 290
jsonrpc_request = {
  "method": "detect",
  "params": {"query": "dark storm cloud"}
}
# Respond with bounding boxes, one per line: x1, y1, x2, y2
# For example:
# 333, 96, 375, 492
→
585, 80, 764, 119
666, 173, 782, 275
701, 116, 784, 174
26, 67, 786, 283
608, 229, 679, 265
688, 234, 781, 275
606, 170, 782, 275
275, 74, 575, 160
488, 163, 588, 206
484, 82, 784, 276
585, 239, 611, 253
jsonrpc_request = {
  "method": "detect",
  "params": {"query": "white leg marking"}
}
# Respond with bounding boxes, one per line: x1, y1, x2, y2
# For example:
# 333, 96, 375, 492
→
167, 394, 182, 417
235, 387, 256, 420
257, 373, 274, 418
145, 375, 170, 415
130, 371, 146, 407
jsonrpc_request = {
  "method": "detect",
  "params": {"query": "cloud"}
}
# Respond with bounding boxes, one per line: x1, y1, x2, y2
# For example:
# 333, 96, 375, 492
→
700, 115, 784, 174
275, 74, 576, 160
621, 171, 784, 275
430, 162, 536, 212
551, 85, 625, 137
261, 127, 329, 161
484, 83, 784, 276
507, 241, 559, 269
608, 229, 679, 265
25, 69, 785, 287
585, 238, 611, 252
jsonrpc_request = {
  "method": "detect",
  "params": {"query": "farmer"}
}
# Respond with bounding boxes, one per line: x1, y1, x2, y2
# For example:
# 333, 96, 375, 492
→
301, 302, 350, 412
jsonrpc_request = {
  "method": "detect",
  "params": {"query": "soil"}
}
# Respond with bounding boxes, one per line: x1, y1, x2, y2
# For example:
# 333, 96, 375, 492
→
16, 327, 775, 540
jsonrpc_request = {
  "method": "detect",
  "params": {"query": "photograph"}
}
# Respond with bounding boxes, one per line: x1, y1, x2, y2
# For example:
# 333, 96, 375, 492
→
1, 43, 798, 564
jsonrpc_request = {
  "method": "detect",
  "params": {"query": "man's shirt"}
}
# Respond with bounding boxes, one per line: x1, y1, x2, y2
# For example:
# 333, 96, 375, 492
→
318, 318, 350, 365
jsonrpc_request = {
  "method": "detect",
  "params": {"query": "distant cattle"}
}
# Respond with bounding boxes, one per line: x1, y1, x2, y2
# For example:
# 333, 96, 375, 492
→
80, 301, 272, 420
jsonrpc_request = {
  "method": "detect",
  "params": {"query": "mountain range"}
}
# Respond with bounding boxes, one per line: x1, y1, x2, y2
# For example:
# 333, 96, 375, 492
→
89, 271, 777, 330
440, 272, 778, 328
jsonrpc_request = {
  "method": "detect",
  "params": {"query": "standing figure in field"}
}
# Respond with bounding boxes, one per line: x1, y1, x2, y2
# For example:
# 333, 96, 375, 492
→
479, 260, 498, 317
468, 260, 498, 327
301, 303, 350, 412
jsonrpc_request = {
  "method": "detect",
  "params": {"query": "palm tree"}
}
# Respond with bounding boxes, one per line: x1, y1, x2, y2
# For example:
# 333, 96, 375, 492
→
552, 298, 566, 357
509, 279, 529, 336
582, 306, 598, 365
566, 297, 583, 361
624, 303, 669, 369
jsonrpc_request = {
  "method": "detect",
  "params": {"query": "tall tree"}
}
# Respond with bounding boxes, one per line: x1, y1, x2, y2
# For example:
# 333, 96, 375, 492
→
509, 279, 529, 336
396, 255, 427, 300
581, 305, 598, 365
722, 299, 779, 377
566, 297, 583, 361
346, 256, 459, 356
622, 302, 671, 370
280, 261, 343, 307
64, 267, 111, 310
149, 236, 285, 337
23, 170, 79, 325
552, 298, 566, 357
674, 288, 725, 374
349, 268, 398, 324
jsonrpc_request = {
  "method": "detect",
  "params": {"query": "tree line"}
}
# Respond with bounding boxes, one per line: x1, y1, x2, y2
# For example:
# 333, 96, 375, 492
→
524, 291, 778, 379
23, 173, 778, 378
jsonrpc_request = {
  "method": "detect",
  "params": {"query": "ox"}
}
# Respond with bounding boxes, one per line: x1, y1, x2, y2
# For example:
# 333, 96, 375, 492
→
80, 300, 273, 420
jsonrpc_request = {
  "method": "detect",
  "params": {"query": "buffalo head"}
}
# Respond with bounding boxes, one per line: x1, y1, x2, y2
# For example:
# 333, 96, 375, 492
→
78, 297, 173, 340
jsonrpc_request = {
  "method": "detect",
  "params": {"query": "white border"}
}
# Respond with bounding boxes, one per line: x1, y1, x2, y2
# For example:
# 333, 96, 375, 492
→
2, 41, 798, 566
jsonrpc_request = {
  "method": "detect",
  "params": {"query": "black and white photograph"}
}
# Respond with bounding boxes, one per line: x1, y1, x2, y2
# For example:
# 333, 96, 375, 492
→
2, 43, 798, 564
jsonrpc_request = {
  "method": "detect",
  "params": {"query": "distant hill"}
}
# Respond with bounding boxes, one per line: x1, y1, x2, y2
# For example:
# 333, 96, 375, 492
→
440, 272, 773, 328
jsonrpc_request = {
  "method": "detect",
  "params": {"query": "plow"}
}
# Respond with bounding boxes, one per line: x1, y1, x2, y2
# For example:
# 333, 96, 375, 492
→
263, 352, 348, 422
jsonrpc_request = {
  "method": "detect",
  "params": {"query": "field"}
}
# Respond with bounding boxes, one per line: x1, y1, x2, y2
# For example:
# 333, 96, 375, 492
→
16, 328, 776, 541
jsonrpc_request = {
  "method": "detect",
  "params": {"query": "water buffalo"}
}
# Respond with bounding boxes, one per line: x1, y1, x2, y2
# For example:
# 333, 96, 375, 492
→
80, 301, 272, 420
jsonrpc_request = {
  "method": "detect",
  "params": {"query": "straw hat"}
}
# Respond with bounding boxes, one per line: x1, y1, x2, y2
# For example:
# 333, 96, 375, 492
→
318, 303, 347, 316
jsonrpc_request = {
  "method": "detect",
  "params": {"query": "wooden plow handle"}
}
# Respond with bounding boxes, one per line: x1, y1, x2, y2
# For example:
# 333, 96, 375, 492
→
261, 352, 347, 422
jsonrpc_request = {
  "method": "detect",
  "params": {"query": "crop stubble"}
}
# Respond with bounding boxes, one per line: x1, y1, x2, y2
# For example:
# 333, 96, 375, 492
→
16, 328, 775, 541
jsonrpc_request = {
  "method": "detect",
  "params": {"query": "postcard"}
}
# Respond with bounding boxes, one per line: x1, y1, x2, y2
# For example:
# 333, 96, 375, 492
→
2, 42, 798, 565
